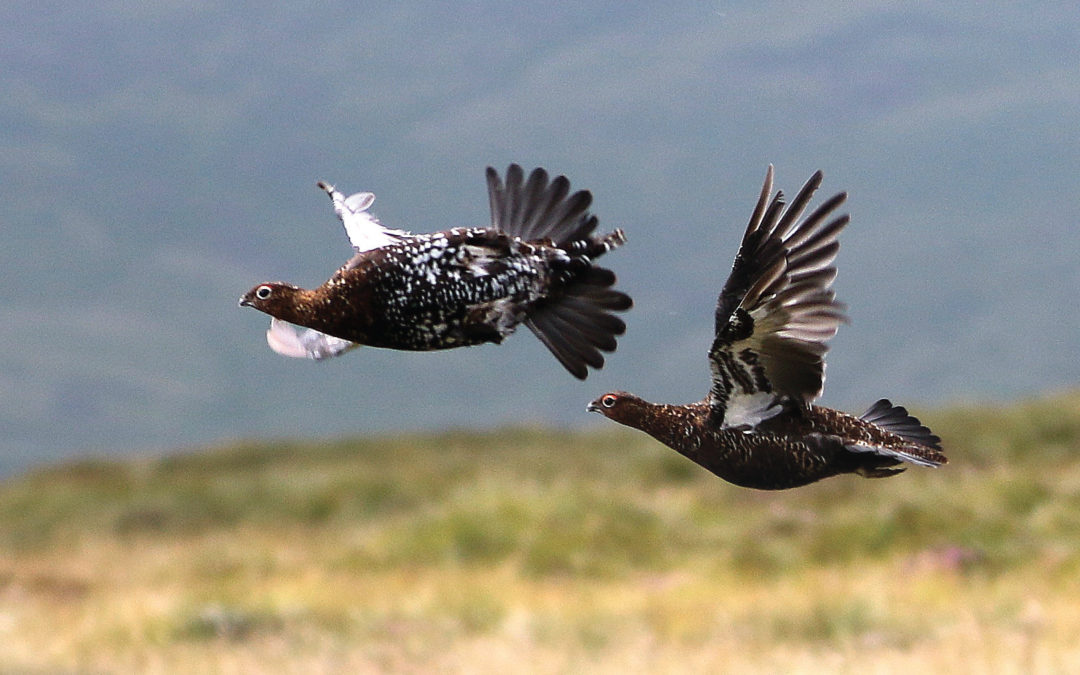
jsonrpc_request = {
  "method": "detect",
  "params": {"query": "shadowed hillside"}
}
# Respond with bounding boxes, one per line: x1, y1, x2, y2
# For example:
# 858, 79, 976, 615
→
0, 393, 1078, 671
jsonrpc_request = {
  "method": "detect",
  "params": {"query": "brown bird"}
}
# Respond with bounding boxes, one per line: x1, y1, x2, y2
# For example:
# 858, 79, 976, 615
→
240, 165, 631, 379
588, 167, 945, 489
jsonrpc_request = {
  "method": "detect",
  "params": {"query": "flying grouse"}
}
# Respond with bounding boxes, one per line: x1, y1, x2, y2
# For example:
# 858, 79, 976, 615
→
588, 166, 945, 489
240, 165, 631, 379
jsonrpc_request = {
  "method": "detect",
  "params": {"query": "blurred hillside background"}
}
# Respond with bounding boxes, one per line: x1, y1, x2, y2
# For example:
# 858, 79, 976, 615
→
1, 395, 1079, 671
2, 2, 1079, 473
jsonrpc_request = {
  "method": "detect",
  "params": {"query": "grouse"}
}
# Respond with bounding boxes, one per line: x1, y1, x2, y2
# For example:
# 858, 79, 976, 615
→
588, 166, 945, 489
240, 164, 632, 379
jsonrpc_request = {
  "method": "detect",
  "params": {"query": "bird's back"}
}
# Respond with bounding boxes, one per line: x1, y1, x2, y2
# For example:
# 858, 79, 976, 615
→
620, 400, 945, 490
241, 164, 630, 378
703, 402, 946, 489
317, 227, 562, 351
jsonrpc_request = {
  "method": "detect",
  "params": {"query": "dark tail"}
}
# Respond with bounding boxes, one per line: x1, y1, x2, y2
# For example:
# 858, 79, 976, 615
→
525, 266, 632, 379
487, 164, 632, 379
857, 399, 947, 467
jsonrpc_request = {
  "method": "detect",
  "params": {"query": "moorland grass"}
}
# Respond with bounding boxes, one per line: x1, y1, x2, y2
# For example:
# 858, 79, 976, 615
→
0, 392, 1078, 671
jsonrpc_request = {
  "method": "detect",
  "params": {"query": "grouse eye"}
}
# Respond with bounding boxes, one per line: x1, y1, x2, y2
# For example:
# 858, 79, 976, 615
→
601, 394, 618, 408
255, 285, 273, 300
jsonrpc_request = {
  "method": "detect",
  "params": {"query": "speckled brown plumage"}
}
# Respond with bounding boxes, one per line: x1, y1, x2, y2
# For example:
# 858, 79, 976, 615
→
588, 166, 946, 490
240, 165, 632, 379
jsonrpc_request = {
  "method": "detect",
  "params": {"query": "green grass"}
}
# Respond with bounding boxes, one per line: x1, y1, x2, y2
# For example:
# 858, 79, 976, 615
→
1, 392, 1079, 671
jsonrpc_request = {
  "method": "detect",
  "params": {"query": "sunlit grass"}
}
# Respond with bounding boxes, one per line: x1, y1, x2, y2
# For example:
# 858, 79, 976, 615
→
0, 393, 1078, 671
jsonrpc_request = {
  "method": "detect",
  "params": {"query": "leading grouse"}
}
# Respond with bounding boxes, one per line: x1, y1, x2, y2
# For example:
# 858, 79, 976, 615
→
588, 166, 945, 489
240, 165, 631, 379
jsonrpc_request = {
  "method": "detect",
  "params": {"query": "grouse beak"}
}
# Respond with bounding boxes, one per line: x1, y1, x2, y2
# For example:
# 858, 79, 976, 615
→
239, 296, 253, 308
586, 400, 602, 414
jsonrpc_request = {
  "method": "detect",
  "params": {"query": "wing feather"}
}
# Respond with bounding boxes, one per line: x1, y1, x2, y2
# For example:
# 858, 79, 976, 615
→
317, 181, 411, 261
266, 319, 360, 360
486, 164, 598, 245
707, 168, 849, 426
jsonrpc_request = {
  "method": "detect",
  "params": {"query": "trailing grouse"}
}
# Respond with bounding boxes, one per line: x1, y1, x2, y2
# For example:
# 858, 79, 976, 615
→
240, 165, 631, 379
588, 167, 945, 489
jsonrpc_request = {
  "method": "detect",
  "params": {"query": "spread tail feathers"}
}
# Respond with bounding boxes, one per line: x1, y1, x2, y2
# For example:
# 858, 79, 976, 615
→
526, 268, 632, 379
487, 164, 631, 379
856, 398, 947, 467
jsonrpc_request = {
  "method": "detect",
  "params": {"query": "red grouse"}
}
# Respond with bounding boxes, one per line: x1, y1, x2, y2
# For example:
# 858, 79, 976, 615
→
240, 165, 631, 379
588, 167, 945, 489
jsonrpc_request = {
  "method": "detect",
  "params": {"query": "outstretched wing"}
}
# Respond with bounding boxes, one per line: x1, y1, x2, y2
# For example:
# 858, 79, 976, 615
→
266, 318, 360, 360
485, 164, 598, 245
707, 166, 849, 427
317, 181, 411, 259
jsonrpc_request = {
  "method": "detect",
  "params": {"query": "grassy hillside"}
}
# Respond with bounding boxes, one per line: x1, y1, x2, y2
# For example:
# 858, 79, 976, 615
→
1, 393, 1079, 672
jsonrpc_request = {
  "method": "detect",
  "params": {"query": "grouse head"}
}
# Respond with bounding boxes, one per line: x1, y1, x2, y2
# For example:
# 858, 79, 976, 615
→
586, 391, 650, 425
239, 282, 305, 319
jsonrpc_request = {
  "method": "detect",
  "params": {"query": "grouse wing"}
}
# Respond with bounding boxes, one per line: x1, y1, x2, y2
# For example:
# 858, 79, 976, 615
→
707, 167, 848, 426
